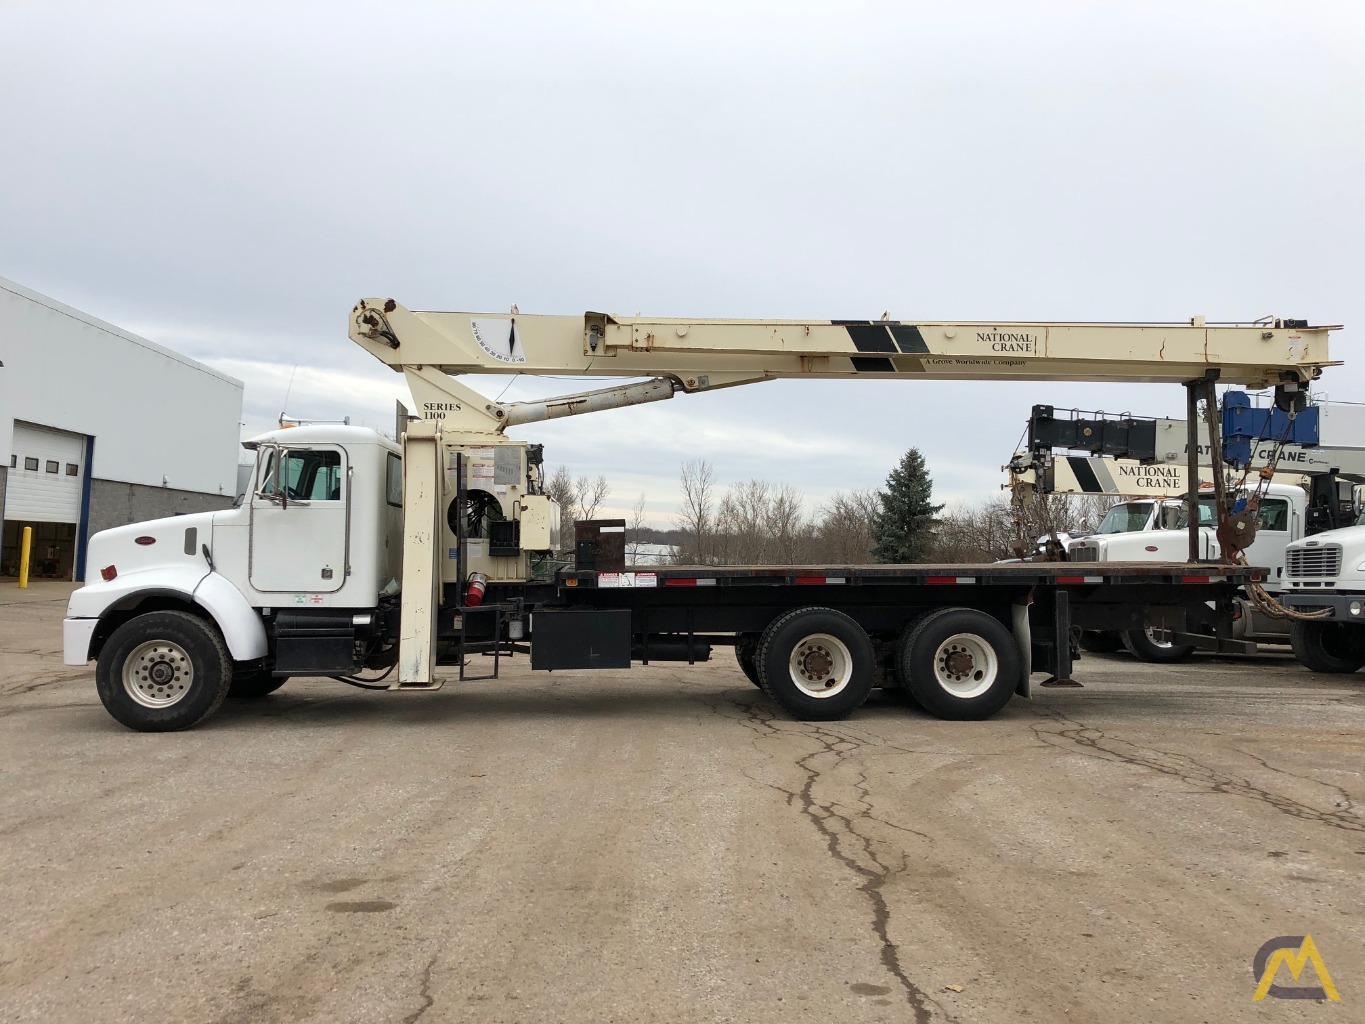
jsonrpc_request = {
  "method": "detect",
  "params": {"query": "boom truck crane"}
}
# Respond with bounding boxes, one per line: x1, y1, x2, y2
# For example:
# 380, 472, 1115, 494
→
63, 303, 1338, 731
1006, 400, 1365, 659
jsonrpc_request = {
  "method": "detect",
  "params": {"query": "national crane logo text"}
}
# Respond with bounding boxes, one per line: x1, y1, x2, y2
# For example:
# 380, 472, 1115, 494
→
977, 331, 1037, 353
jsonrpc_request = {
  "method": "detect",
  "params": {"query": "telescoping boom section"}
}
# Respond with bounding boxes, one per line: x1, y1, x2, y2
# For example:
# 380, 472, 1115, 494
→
351, 299, 1337, 431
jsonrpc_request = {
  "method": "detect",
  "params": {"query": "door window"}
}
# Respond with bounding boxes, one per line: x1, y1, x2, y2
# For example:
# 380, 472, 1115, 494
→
257, 448, 343, 501
1257, 498, 1289, 531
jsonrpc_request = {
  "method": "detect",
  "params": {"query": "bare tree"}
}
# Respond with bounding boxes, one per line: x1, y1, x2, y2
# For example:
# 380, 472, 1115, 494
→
573, 473, 611, 521
926, 492, 1116, 563
627, 493, 650, 563
725, 480, 771, 563
813, 488, 880, 563
545, 466, 576, 553
765, 483, 806, 563
675, 459, 716, 564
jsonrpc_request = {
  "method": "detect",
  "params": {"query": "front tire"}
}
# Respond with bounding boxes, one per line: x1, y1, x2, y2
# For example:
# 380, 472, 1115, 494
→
1121, 625, 1194, 663
1289, 620, 1365, 673
95, 611, 233, 732
756, 607, 875, 720
899, 607, 1020, 720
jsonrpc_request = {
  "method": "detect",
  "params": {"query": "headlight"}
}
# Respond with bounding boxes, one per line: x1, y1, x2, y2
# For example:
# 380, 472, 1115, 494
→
1351, 602, 1363, 617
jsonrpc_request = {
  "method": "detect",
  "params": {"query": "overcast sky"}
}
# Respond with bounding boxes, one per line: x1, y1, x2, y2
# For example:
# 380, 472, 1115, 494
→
3, 1, 1362, 525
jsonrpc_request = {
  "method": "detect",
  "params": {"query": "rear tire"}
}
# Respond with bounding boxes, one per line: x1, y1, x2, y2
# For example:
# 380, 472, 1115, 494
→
95, 611, 233, 732
1121, 626, 1194, 663
228, 672, 288, 699
756, 607, 875, 720
900, 607, 1020, 720
1078, 630, 1124, 654
1289, 620, 1365, 673
734, 634, 763, 688
889, 620, 925, 709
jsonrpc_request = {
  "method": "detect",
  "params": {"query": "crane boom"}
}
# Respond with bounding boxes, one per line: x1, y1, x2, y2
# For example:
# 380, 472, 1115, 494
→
350, 300, 1338, 432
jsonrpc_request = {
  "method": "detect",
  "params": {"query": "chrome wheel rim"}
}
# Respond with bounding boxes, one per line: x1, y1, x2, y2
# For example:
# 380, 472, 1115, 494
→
787, 633, 853, 698
932, 633, 997, 699
1144, 626, 1174, 650
123, 640, 194, 708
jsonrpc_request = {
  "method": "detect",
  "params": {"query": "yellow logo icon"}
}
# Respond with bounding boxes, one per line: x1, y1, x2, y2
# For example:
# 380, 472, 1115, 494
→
1253, 935, 1340, 1002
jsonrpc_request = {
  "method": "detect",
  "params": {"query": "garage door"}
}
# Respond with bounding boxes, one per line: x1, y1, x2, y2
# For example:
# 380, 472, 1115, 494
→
7, 422, 86, 523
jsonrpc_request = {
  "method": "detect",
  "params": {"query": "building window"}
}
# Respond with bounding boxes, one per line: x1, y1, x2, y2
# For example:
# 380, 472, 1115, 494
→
46, 461, 59, 474
66, 463, 79, 477
24, 457, 38, 471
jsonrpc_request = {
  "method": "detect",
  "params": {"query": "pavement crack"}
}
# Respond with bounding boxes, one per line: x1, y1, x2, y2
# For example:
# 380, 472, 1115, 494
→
703, 692, 947, 1021
1027, 707, 1364, 834
1232, 746, 1359, 815
401, 954, 437, 1024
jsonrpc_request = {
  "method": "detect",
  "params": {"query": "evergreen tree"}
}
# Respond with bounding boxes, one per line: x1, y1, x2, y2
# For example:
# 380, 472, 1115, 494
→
873, 448, 944, 563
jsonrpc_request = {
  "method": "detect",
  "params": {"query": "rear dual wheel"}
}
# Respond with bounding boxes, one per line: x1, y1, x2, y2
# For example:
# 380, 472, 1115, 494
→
894, 608, 1021, 720
756, 608, 876, 720
734, 633, 763, 688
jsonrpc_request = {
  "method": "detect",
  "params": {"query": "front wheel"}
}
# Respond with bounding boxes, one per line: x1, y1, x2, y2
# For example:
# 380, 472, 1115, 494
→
899, 607, 1020, 720
756, 608, 875, 720
1121, 625, 1194, 664
1289, 620, 1365, 673
95, 611, 233, 732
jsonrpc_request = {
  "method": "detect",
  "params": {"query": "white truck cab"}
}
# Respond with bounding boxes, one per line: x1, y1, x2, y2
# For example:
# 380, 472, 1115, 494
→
1282, 524, 1365, 673
63, 426, 404, 729
1067, 483, 1307, 658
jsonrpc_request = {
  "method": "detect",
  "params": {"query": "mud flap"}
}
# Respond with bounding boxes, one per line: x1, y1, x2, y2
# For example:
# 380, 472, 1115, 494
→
1012, 602, 1032, 698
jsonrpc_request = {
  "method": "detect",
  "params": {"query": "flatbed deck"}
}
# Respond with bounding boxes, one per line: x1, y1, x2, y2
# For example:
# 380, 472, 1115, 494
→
558, 561, 1263, 590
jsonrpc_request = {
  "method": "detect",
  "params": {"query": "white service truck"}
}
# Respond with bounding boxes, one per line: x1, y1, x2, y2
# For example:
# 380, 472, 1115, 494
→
62, 303, 1336, 730
1282, 525, 1365, 672
1067, 483, 1314, 659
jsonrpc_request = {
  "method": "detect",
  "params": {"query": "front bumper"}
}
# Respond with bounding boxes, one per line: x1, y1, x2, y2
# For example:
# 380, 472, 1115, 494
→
63, 617, 97, 665
1281, 592, 1365, 622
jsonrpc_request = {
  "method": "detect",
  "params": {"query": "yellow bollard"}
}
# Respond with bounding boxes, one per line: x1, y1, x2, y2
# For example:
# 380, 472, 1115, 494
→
18, 526, 32, 589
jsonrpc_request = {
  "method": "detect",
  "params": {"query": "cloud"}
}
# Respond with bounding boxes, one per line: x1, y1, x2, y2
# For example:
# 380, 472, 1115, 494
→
2, 0, 1361, 525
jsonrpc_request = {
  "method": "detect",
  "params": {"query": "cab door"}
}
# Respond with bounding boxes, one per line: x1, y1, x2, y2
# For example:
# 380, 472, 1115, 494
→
249, 445, 349, 594
1245, 496, 1292, 587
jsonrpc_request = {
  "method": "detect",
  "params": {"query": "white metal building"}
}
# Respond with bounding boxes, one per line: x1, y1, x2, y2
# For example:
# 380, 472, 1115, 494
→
0, 276, 244, 580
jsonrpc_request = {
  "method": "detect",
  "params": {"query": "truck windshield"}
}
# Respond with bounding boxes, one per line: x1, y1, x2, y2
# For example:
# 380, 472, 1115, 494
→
1097, 503, 1154, 534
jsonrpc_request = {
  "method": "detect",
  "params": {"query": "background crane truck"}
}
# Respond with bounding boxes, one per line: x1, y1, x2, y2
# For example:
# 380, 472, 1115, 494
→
1009, 401, 1365, 659
63, 303, 1337, 730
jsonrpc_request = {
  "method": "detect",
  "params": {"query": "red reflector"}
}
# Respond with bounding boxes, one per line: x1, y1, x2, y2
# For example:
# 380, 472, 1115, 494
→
794, 576, 825, 585
1181, 575, 1211, 584
664, 578, 698, 587
1144, 545, 1159, 552
100, 565, 118, 581
925, 576, 956, 584
1056, 576, 1086, 584
134, 536, 156, 546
